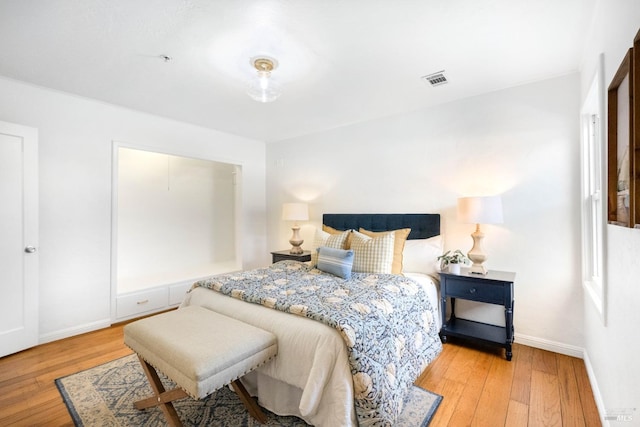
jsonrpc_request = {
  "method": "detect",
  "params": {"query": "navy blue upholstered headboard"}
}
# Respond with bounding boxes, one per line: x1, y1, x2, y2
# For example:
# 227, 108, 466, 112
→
322, 214, 440, 240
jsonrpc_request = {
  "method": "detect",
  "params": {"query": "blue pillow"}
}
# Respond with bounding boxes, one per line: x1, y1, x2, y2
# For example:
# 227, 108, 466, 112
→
316, 246, 354, 280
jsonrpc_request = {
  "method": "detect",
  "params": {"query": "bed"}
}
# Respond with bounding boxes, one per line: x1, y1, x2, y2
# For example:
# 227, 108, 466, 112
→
180, 213, 443, 426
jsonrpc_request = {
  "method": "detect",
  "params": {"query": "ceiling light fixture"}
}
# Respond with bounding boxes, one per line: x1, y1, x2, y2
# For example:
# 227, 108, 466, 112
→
247, 56, 281, 103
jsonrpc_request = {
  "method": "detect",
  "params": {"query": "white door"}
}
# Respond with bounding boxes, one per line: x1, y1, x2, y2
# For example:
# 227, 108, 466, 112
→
0, 121, 38, 357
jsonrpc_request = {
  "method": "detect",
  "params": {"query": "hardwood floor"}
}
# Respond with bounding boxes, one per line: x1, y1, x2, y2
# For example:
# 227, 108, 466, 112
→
417, 339, 601, 426
0, 326, 601, 426
0, 324, 133, 426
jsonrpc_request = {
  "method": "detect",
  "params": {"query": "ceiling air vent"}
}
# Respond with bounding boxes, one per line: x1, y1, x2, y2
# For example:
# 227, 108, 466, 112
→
421, 71, 448, 87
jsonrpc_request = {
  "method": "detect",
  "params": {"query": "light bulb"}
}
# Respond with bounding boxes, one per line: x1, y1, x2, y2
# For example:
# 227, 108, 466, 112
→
259, 72, 269, 90
247, 75, 281, 103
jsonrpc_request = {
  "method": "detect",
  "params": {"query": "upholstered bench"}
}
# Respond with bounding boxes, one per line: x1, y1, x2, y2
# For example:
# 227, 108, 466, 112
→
124, 305, 278, 426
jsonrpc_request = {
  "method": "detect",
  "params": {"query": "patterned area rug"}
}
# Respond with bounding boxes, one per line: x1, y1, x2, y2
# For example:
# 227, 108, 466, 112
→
56, 354, 442, 426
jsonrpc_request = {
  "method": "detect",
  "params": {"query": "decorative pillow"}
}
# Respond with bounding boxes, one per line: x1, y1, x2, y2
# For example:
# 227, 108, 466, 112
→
310, 228, 352, 267
316, 246, 355, 279
402, 235, 444, 276
322, 224, 353, 249
322, 224, 341, 234
350, 231, 395, 274
359, 228, 411, 274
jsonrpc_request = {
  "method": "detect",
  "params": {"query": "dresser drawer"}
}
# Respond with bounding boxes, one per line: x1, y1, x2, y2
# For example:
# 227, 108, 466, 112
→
169, 282, 192, 306
116, 288, 168, 319
445, 278, 504, 304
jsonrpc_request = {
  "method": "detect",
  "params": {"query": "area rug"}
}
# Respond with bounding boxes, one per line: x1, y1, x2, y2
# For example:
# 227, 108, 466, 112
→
56, 354, 442, 426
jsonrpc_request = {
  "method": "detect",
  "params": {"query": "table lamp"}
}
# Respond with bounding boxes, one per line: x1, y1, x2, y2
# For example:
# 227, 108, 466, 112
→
282, 203, 309, 254
457, 196, 503, 275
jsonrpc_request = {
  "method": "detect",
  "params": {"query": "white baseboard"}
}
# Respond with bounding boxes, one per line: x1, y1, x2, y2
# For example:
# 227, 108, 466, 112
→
38, 318, 112, 344
514, 332, 584, 358
582, 350, 608, 426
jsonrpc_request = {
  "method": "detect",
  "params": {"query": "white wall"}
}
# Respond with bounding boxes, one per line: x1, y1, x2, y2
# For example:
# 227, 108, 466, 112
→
579, 0, 640, 423
266, 73, 583, 350
0, 77, 267, 342
116, 148, 239, 293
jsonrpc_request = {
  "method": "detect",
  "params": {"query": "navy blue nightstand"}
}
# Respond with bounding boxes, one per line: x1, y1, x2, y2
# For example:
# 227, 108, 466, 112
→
439, 268, 516, 360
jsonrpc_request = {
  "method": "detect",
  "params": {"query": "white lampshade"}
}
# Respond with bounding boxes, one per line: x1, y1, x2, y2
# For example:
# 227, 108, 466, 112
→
457, 196, 503, 225
282, 203, 309, 222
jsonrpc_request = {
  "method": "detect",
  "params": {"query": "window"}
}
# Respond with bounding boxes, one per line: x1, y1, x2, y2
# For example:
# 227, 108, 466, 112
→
580, 55, 606, 324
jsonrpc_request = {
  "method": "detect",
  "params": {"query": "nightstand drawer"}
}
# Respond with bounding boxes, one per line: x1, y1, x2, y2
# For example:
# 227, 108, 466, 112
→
445, 279, 504, 304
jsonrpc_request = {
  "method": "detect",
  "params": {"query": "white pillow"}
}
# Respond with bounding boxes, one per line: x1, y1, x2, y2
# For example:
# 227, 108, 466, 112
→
350, 230, 395, 274
401, 235, 444, 276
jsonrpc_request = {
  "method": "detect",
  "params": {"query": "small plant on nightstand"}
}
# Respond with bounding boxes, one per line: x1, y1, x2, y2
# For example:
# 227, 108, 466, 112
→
437, 250, 469, 274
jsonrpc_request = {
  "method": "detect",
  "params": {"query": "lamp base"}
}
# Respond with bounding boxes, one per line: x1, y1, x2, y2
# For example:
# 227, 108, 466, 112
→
289, 243, 304, 255
468, 263, 488, 275
289, 225, 304, 254
467, 224, 489, 275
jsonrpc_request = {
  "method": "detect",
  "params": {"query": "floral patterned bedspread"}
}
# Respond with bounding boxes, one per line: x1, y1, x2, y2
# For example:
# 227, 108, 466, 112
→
192, 260, 442, 426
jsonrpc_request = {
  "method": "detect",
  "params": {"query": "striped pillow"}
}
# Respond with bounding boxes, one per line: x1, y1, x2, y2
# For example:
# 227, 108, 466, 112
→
316, 247, 355, 279
310, 229, 352, 267
350, 231, 396, 274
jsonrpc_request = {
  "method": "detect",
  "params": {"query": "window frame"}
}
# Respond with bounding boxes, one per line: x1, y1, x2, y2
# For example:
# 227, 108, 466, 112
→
580, 54, 607, 324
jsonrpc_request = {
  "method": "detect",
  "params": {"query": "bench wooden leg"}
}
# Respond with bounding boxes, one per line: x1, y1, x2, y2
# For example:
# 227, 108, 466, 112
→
135, 356, 188, 427
230, 379, 268, 424
135, 355, 268, 425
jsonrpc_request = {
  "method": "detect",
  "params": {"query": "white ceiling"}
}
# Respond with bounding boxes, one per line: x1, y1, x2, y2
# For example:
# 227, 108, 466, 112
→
0, 0, 596, 142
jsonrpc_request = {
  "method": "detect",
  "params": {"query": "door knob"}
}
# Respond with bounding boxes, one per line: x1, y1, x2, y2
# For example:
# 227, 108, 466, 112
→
24, 246, 37, 253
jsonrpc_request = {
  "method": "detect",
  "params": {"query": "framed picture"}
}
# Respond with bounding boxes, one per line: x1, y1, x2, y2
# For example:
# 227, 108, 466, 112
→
635, 30, 640, 228
607, 48, 635, 227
